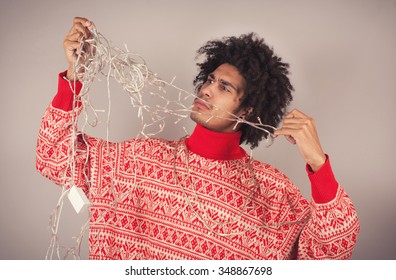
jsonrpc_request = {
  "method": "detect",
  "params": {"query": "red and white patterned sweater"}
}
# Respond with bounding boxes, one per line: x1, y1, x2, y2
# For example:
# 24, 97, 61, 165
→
36, 72, 360, 259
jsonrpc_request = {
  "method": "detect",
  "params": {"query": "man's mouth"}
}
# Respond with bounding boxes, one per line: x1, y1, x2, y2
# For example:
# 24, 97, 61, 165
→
193, 98, 211, 110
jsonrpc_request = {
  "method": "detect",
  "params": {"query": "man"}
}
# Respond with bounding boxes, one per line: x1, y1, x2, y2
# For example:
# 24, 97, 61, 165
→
36, 17, 360, 259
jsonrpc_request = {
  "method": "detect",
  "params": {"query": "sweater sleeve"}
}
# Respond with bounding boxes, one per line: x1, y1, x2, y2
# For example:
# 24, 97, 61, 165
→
274, 157, 360, 259
307, 155, 339, 203
36, 72, 92, 195
295, 185, 360, 259
292, 158, 360, 259
52, 70, 83, 111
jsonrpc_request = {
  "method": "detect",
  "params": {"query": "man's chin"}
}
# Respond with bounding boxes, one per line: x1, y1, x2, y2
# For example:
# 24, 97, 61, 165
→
190, 111, 201, 124
190, 112, 209, 128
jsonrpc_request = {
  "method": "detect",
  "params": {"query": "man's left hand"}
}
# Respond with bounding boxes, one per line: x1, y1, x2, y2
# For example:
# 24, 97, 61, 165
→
274, 109, 326, 172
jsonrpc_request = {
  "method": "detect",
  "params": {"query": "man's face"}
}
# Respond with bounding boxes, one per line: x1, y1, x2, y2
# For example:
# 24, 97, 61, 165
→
191, 63, 247, 133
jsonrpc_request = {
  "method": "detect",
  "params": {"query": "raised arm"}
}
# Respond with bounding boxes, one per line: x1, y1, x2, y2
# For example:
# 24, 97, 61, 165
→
274, 109, 360, 259
36, 17, 96, 194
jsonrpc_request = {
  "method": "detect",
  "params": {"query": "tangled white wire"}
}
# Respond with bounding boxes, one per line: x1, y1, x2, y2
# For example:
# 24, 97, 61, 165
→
45, 26, 278, 259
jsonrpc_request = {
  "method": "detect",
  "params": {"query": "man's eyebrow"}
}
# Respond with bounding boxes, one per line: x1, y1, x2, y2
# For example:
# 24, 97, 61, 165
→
220, 79, 239, 92
208, 73, 239, 92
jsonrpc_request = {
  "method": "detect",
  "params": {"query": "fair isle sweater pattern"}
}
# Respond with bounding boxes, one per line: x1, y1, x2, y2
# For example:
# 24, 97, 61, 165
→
36, 105, 359, 259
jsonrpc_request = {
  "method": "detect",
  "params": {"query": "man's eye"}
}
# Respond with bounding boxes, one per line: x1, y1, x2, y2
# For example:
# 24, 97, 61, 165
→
222, 85, 230, 92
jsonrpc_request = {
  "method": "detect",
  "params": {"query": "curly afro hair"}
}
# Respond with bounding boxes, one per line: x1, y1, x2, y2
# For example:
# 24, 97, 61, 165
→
193, 33, 293, 148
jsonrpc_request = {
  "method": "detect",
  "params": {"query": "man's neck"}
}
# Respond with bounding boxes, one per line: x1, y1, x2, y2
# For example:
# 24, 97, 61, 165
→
185, 124, 246, 160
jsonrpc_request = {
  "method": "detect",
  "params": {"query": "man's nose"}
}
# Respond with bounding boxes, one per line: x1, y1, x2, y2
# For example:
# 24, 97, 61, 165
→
201, 82, 215, 98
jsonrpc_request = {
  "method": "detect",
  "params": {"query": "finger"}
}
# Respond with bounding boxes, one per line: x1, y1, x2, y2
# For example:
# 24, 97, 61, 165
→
68, 23, 91, 39
64, 39, 81, 55
66, 31, 84, 43
276, 122, 316, 140
73, 17, 93, 28
283, 111, 296, 119
73, 17, 94, 35
274, 123, 309, 141
274, 126, 298, 135
281, 118, 310, 126
287, 109, 310, 119
274, 127, 297, 144
68, 16, 94, 36
282, 114, 315, 128
285, 135, 297, 144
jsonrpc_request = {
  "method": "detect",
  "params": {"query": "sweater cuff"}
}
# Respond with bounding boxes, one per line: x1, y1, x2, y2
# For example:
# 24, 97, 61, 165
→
306, 154, 339, 204
51, 71, 82, 111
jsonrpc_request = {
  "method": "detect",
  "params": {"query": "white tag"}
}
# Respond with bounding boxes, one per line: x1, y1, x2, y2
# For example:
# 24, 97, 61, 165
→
68, 186, 90, 214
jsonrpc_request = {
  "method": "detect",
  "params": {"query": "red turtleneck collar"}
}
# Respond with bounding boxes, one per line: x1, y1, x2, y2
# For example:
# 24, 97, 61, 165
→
185, 124, 246, 160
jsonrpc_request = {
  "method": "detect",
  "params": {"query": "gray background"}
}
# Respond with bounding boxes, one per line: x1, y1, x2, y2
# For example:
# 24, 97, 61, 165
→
0, 0, 395, 259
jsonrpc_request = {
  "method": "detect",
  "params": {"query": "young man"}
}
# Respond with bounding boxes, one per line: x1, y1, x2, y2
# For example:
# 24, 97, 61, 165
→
36, 17, 359, 259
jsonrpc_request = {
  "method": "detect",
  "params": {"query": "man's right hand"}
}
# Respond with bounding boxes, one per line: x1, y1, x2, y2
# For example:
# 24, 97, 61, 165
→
64, 17, 94, 81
